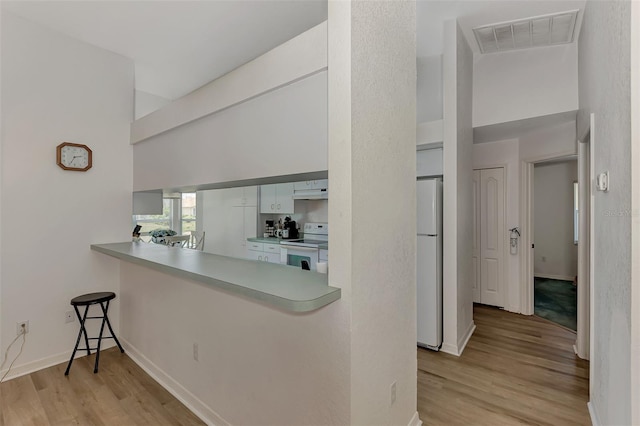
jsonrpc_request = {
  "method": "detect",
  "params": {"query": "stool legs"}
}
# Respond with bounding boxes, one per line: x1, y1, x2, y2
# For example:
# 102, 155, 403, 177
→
100, 300, 124, 353
65, 300, 123, 376
65, 306, 90, 376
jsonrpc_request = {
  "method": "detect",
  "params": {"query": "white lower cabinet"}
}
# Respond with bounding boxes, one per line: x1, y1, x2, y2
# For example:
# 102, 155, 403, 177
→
319, 249, 328, 262
246, 241, 282, 264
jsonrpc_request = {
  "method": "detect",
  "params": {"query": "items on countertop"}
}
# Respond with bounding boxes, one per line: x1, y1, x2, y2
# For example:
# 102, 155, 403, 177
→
263, 217, 299, 239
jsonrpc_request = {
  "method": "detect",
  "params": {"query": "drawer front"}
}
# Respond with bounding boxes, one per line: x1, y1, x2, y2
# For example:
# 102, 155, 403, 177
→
247, 242, 264, 252
246, 251, 263, 261
265, 244, 281, 254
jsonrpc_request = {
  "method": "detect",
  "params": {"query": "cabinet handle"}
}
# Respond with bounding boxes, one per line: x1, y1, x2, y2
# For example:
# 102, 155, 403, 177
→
264, 256, 269, 262
277, 204, 281, 210
271, 204, 275, 210
258, 255, 262, 261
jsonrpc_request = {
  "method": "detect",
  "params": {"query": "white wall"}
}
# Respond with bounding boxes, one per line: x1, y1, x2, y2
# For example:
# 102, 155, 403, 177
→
534, 160, 578, 280
131, 21, 327, 144
473, 120, 577, 313
417, 55, 442, 124
134, 90, 170, 120
577, 1, 632, 424
1, 12, 133, 376
329, 1, 417, 424
473, 43, 579, 128
133, 70, 327, 191
442, 19, 475, 355
120, 262, 350, 425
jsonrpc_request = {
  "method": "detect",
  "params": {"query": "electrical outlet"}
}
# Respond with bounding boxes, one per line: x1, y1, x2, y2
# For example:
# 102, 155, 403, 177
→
65, 311, 75, 323
193, 343, 199, 361
390, 381, 397, 405
16, 320, 29, 336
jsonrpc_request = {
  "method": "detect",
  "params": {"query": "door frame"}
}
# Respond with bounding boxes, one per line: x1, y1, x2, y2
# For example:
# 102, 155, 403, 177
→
519, 148, 577, 316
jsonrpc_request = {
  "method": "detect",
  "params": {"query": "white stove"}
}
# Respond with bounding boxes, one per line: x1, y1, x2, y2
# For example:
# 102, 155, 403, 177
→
280, 223, 328, 270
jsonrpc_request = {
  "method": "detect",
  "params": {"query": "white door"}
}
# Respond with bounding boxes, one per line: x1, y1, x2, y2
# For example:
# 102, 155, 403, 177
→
472, 170, 481, 303
479, 168, 505, 307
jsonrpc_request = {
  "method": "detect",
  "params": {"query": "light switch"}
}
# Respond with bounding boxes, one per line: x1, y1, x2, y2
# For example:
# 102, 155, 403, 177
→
596, 171, 609, 192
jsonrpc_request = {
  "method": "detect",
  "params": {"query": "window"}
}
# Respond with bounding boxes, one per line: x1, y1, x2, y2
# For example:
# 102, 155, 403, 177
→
181, 193, 196, 233
133, 193, 197, 236
133, 199, 174, 234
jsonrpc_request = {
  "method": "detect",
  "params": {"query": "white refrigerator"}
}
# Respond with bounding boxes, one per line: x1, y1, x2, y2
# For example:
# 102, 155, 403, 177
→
417, 178, 443, 350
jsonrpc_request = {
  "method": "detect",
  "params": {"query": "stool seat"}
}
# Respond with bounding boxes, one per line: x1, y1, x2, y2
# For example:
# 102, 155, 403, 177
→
71, 292, 115, 306
65, 291, 124, 376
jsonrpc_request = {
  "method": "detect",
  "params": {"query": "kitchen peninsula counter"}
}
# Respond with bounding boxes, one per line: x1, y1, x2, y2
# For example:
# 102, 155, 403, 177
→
91, 242, 340, 313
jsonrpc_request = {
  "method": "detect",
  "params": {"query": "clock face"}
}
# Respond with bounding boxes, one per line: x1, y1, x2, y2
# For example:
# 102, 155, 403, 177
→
56, 142, 92, 171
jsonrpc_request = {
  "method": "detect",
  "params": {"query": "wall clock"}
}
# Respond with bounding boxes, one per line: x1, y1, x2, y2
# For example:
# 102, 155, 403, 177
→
56, 142, 92, 171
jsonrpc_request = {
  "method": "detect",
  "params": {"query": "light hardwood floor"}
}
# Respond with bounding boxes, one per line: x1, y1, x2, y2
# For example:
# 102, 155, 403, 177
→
1, 305, 589, 426
418, 304, 590, 425
0, 348, 205, 426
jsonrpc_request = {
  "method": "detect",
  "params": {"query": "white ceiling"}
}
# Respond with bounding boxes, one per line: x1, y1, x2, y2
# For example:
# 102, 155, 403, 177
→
3, 0, 586, 101
2, 0, 327, 100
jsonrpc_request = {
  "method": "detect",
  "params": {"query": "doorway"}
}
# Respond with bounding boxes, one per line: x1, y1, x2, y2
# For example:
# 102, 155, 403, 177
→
532, 159, 578, 331
521, 133, 591, 360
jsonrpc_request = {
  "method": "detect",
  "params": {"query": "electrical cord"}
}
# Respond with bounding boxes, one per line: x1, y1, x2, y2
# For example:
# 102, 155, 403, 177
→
0, 328, 27, 383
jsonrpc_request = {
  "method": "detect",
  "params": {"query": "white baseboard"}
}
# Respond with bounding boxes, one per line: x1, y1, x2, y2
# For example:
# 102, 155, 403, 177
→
122, 339, 229, 426
440, 341, 459, 356
0, 342, 115, 382
440, 321, 476, 357
407, 411, 422, 426
588, 401, 600, 426
534, 273, 575, 282
457, 321, 476, 355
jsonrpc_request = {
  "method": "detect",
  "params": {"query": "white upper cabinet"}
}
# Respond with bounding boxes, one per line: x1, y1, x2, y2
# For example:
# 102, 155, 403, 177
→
260, 183, 294, 214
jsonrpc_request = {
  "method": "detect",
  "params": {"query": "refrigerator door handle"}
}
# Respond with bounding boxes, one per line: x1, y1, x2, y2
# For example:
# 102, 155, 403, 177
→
426, 234, 438, 237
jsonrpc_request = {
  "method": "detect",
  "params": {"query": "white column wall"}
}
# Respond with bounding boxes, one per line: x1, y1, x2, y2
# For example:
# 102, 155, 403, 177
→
329, 1, 418, 424
442, 19, 475, 356
1, 12, 133, 376
578, 1, 633, 424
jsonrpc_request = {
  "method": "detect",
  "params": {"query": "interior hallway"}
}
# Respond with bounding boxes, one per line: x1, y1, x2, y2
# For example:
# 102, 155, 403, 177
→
418, 304, 590, 425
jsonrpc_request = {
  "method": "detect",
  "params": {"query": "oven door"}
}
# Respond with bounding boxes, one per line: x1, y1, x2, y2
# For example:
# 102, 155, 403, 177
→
280, 245, 319, 270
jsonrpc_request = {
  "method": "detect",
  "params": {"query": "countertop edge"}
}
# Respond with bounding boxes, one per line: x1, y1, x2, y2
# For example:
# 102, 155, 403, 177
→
91, 244, 340, 313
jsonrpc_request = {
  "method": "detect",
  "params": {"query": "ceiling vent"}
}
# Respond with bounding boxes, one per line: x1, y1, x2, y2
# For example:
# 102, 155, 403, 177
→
473, 10, 579, 54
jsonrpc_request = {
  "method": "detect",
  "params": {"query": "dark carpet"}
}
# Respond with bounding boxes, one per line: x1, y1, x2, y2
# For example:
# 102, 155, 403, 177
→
534, 277, 577, 331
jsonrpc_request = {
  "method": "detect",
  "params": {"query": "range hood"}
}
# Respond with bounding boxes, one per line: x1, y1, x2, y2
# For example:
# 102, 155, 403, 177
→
292, 180, 328, 200
293, 188, 328, 200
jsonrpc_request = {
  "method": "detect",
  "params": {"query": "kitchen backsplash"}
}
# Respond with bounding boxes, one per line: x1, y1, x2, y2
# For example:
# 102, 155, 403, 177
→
260, 199, 328, 234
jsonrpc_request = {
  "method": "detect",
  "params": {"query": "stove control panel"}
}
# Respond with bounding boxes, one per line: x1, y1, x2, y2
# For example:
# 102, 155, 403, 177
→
304, 222, 328, 236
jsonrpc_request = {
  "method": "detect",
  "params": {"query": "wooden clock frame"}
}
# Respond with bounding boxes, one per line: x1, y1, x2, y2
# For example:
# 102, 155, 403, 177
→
56, 142, 92, 172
